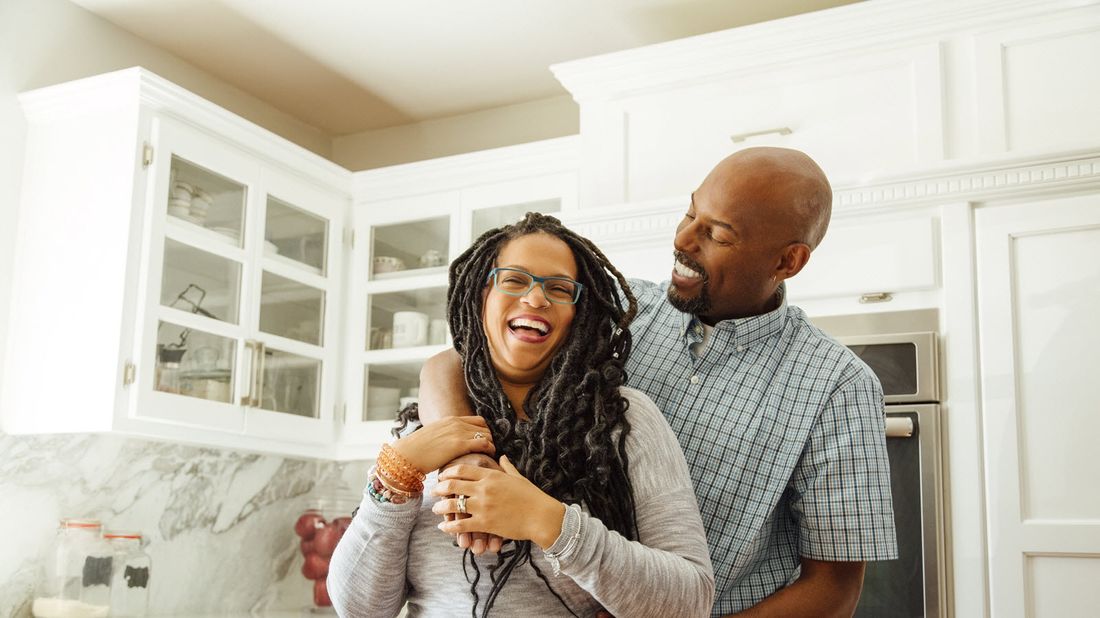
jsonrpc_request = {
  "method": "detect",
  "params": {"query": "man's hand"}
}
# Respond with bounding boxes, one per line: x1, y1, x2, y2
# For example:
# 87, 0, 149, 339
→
438, 453, 505, 555
728, 558, 865, 618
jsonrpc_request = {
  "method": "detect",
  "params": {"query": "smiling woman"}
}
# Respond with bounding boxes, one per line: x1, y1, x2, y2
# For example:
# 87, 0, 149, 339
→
326, 212, 715, 617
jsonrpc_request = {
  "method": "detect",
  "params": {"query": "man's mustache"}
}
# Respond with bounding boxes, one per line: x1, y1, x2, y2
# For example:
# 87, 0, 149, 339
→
673, 251, 708, 282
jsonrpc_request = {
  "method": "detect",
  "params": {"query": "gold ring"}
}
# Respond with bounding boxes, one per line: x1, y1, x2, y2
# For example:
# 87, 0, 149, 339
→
457, 494, 468, 515
474, 432, 484, 440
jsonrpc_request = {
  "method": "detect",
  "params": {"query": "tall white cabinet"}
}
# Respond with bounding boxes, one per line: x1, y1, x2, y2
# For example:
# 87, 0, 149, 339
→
975, 194, 1100, 617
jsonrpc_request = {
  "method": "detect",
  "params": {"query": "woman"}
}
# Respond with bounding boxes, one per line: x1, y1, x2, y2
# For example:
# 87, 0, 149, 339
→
328, 213, 713, 617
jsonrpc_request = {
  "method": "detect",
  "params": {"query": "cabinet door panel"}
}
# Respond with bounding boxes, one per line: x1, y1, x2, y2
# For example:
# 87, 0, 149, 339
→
975, 193, 1100, 617
620, 45, 943, 203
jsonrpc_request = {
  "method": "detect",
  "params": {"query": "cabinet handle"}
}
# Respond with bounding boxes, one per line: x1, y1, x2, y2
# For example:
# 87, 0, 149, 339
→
240, 340, 261, 407
254, 341, 267, 409
859, 292, 893, 304
730, 126, 792, 143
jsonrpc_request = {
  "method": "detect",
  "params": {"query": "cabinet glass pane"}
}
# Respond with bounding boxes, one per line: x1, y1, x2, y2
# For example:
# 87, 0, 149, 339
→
155, 321, 236, 403
265, 196, 328, 275
259, 272, 325, 345
371, 217, 449, 278
168, 156, 246, 244
160, 239, 241, 325
471, 198, 561, 239
364, 364, 420, 422
367, 287, 447, 350
260, 348, 320, 418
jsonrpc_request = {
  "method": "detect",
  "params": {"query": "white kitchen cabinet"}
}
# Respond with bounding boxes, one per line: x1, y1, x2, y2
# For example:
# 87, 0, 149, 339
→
1, 69, 350, 458
339, 141, 579, 453
974, 192, 1100, 617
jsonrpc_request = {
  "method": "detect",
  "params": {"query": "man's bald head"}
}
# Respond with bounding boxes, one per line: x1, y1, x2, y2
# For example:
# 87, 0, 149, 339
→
703, 147, 832, 250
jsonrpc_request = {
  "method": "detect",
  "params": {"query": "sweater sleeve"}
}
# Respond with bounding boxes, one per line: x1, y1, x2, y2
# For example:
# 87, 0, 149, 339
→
542, 388, 716, 617
327, 489, 421, 618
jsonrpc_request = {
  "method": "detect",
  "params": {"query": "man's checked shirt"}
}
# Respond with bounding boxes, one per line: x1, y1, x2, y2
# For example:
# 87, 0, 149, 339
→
624, 279, 897, 615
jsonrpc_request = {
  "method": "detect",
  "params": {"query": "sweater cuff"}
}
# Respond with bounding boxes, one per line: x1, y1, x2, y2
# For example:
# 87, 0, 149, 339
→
542, 502, 583, 576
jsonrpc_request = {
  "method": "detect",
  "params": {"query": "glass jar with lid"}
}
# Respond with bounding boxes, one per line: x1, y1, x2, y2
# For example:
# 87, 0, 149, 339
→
295, 482, 360, 610
33, 518, 113, 618
104, 531, 151, 617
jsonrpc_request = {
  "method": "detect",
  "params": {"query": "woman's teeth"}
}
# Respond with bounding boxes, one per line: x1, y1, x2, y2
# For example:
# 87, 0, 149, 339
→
674, 261, 702, 279
508, 318, 548, 335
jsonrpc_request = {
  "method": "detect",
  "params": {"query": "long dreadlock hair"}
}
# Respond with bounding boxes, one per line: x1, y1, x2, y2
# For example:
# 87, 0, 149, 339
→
395, 212, 639, 616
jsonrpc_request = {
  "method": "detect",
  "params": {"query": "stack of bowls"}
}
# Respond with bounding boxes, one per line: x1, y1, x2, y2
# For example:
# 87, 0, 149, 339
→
168, 182, 192, 218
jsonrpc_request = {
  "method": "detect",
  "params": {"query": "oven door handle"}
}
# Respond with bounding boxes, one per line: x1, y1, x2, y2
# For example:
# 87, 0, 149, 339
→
885, 416, 914, 438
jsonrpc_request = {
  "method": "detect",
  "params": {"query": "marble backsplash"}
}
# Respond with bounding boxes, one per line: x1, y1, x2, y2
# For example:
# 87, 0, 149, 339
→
0, 430, 372, 617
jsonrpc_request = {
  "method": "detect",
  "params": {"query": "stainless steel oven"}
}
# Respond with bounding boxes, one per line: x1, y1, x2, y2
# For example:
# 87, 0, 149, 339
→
814, 312, 945, 618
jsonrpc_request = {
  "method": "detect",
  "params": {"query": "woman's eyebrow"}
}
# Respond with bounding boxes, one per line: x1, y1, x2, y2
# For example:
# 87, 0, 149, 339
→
498, 264, 576, 279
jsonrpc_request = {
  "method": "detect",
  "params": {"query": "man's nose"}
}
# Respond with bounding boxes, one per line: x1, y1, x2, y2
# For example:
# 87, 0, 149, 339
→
674, 219, 698, 253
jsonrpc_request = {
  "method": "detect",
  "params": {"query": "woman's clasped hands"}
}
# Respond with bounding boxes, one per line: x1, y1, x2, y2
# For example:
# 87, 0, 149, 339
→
431, 455, 566, 550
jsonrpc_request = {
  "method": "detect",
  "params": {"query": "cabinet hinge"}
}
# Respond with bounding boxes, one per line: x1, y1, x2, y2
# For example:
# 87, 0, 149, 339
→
343, 228, 355, 249
123, 362, 137, 386
141, 142, 154, 169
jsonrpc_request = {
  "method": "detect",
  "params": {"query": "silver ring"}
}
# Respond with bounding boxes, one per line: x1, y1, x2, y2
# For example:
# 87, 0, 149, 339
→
457, 494, 468, 515
474, 431, 484, 440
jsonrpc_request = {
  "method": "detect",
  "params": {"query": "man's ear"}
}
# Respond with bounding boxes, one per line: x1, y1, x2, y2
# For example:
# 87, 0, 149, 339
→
775, 243, 811, 283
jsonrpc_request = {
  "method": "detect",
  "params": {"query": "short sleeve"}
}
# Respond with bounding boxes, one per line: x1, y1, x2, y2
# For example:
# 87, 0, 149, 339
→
788, 364, 898, 561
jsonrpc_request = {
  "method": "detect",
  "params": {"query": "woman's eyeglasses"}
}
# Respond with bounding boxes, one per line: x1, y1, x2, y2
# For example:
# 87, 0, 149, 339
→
486, 267, 584, 305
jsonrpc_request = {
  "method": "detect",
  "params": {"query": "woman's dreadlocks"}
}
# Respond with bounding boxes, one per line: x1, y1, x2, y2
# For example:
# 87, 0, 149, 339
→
395, 212, 639, 616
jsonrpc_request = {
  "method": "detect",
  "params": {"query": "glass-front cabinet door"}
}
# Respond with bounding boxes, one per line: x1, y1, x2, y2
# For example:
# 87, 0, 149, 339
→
137, 117, 343, 446
344, 176, 575, 450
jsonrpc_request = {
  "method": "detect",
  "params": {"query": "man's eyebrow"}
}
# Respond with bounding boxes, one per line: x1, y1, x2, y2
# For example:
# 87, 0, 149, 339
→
690, 193, 736, 232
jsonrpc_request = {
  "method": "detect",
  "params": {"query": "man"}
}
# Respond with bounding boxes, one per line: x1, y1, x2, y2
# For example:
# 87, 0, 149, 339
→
420, 147, 897, 616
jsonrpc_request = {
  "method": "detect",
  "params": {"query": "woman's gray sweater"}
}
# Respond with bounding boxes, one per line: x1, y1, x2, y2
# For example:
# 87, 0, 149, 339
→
327, 386, 715, 617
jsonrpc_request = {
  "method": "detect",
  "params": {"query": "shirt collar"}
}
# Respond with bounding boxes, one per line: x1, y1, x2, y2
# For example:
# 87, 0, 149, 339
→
680, 283, 789, 349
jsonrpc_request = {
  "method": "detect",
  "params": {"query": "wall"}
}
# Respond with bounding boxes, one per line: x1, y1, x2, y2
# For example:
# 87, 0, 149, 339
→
332, 94, 578, 171
0, 2, 367, 615
0, 430, 371, 617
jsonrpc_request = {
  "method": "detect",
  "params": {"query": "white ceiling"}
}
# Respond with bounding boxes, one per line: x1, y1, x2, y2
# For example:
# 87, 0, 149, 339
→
70, 0, 862, 136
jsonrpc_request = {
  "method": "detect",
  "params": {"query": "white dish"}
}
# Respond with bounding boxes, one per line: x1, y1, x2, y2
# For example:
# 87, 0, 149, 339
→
168, 205, 190, 217
373, 256, 406, 274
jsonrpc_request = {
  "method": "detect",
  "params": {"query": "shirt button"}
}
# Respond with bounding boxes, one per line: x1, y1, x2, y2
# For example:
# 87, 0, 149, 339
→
690, 375, 700, 384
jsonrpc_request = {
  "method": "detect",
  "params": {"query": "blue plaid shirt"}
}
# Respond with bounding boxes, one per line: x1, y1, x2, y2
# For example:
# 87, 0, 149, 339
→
624, 280, 897, 615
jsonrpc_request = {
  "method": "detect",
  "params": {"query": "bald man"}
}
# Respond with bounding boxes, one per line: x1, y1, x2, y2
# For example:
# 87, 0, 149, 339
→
421, 147, 897, 617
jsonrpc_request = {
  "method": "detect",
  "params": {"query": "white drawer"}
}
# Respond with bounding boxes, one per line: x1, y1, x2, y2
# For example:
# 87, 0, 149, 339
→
612, 44, 944, 204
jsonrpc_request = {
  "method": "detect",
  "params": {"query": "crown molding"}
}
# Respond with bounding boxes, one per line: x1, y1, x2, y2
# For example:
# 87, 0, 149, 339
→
564, 147, 1100, 247
19, 67, 352, 195
552, 0, 1098, 102
351, 136, 580, 202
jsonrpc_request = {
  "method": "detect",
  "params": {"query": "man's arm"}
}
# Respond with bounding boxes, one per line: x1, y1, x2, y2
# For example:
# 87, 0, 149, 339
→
726, 558, 865, 618
418, 348, 474, 423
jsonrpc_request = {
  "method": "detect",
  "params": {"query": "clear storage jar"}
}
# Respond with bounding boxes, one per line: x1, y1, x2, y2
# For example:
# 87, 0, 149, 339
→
33, 518, 113, 618
104, 531, 151, 617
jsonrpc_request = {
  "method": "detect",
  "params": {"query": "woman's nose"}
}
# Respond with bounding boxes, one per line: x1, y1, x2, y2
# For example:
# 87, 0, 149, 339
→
520, 285, 551, 308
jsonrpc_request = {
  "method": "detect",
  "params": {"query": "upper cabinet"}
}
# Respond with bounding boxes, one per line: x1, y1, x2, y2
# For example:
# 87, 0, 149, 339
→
341, 141, 578, 449
1, 69, 350, 458
551, 0, 1100, 208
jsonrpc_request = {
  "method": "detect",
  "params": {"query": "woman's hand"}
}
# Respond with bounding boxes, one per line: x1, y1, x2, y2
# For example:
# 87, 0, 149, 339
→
431, 455, 566, 549
388, 416, 495, 475
439, 453, 506, 556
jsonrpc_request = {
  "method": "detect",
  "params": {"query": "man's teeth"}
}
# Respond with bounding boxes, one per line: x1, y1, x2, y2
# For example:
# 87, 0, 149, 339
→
674, 261, 702, 279
508, 318, 548, 335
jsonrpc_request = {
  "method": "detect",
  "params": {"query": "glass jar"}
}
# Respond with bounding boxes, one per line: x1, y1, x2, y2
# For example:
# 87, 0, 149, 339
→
104, 531, 151, 617
33, 519, 113, 618
295, 489, 360, 611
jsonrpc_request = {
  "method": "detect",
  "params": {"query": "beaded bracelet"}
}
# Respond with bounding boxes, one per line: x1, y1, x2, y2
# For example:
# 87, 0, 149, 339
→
374, 466, 416, 497
377, 444, 425, 493
376, 455, 421, 494
366, 467, 415, 505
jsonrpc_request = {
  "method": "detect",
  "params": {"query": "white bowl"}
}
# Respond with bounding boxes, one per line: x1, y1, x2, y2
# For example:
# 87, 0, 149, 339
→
373, 256, 406, 274
168, 204, 191, 217
171, 182, 193, 201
